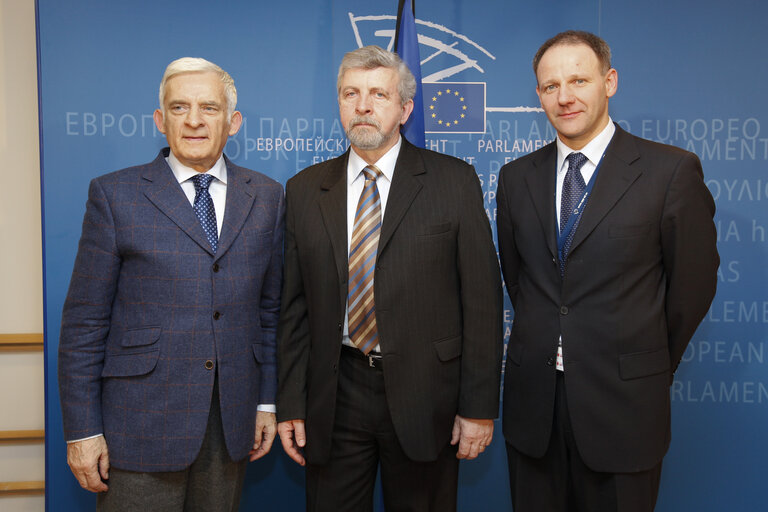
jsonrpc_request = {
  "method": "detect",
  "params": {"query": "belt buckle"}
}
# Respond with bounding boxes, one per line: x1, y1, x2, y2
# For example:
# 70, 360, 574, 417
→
366, 353, 382, 368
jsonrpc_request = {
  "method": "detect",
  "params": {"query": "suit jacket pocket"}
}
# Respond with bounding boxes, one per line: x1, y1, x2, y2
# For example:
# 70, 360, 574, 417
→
433, 335, 462, 361
417, 222, 452, 237
121, 326, 161, 348
243, 227, 274, 240
619, 347, 670, 380
608, 223, 651, 239
101, 350, 159, 377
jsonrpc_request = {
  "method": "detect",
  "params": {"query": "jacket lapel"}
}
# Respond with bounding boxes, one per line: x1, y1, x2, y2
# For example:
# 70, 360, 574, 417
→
568, 126, 641, 254
378, 140, 424, 256
318, 152, 351, 307
216, 158, 257, 261
525, 143, 558, 259
141, 150, 215, 256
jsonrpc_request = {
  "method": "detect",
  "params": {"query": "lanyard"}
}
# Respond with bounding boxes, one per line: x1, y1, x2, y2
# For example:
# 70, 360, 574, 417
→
556, 153, 605, 259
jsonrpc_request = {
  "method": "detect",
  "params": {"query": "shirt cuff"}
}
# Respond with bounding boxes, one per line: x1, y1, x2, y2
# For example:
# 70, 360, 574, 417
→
67, 433, 104, 444
257, 404, 276, 413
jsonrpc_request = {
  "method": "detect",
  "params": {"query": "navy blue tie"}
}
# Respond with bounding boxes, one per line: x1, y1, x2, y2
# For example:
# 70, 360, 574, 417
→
191, 173, 218, 253
559, 152, 588, 275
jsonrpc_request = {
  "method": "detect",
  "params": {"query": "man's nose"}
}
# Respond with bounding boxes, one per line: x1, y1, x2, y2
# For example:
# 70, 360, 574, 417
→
185, 108, 203, 126
355, 94, 373, 114
558, 85, 575, 105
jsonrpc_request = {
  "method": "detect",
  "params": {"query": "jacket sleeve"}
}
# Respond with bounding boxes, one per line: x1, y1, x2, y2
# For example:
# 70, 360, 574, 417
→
58, 178, 121, 441
496, 169, 520, 308
257, 185, 285, 405
456, 167, 504, 419
661, 151, 719, 372
276, 179, 310, 422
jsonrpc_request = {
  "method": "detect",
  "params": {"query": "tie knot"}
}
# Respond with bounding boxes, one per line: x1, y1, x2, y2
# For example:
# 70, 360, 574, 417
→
362, 165, 382, 181
566, 152, 588, 172
191, 173, 215, 192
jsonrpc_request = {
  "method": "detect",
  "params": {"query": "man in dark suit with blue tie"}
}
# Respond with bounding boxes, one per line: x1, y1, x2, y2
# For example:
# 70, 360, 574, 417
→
58, 57, 284, 511
496, 31, 719, 511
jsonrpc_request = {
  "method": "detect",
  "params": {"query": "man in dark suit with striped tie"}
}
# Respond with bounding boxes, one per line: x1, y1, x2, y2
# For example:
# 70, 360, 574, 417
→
276, 45, 503, 512
58, 57, 284, 511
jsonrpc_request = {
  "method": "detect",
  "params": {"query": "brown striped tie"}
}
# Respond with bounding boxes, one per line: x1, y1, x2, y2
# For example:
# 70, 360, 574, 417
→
348, 165, 383, 354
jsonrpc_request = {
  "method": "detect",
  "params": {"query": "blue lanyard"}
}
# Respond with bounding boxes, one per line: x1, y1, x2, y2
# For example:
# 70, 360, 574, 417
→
556, 153, 605, 258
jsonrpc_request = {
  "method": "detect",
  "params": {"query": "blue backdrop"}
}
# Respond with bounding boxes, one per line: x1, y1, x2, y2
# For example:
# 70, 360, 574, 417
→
38, 1, 767, 510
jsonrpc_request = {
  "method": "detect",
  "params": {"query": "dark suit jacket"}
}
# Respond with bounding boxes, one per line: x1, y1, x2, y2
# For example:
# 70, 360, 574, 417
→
58, 148, 284, 472
277, 139, 503, 464
496, 125, 718, 473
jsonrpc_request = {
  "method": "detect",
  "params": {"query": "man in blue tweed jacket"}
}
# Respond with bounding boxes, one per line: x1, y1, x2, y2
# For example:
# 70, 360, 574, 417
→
58, 57, 284, 511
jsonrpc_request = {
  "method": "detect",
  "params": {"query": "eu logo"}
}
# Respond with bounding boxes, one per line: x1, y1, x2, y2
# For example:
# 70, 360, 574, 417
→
423, 82, 485, 134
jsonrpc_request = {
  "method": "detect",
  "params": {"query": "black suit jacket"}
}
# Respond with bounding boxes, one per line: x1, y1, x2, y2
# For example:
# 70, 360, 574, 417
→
496, 125, 718, 473
277, 139, 503, 464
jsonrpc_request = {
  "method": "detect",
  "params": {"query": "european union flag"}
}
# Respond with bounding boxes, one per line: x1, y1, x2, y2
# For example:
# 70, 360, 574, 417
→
395, 0, 425, 147
423, 82, 485, 133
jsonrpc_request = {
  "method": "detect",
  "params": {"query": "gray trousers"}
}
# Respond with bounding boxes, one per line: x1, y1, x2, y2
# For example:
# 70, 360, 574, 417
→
97, 378, 248, 512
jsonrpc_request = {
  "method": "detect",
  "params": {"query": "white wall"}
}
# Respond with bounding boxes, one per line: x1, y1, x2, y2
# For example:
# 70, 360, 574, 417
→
0, 0, 46, 510
0, 0, 43, 331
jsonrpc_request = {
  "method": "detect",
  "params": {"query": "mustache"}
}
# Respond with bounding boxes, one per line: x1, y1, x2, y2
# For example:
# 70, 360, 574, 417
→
348, 116, 381, 130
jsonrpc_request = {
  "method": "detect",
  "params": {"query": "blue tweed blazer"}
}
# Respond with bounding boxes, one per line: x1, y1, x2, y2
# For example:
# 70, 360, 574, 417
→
58, 148, 284, 472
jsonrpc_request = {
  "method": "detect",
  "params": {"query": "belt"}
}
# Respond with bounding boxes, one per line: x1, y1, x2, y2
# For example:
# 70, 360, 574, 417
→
341, 345, 383, 369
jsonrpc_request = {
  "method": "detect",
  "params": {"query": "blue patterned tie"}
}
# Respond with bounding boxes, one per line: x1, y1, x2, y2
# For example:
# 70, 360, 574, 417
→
560, 152, 588, 275
191, 173, 218, 253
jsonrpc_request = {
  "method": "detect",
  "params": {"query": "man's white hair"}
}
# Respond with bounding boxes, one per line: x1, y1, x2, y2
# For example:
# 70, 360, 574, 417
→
158, 57, 237, 115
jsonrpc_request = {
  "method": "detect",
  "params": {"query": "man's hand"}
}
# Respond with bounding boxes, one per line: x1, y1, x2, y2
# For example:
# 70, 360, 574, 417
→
277, 419, 306, 466
450, 415, 494, 460
67, 436, 110, 492
249, 411, 277, 461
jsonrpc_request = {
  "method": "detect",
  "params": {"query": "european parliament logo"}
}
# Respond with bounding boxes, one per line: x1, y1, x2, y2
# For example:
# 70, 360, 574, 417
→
423, 82, 485, 134
347, 10, 543, 136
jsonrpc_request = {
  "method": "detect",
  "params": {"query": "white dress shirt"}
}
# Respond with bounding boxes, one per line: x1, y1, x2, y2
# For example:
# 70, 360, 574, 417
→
341, 137, 402, 353
167, 151, 227, 236
555, 119, 616, 232
554, 119, 615, 371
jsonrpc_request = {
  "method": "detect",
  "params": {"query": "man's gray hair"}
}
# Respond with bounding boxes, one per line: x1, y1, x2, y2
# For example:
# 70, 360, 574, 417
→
159, 57, 237, 115
337, 45, 416, 105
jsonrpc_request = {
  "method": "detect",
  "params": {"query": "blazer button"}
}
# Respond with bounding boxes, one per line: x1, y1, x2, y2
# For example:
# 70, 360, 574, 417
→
546, 356, 555, 366
213, 311, 221, 320
212, 263, 220, 273
205, 360, 214, 370
560, 306, 569, 315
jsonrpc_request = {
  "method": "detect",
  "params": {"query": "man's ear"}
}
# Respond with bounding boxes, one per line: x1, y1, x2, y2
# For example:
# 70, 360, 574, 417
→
228, 111, 243, 136
153, 109, 167, 134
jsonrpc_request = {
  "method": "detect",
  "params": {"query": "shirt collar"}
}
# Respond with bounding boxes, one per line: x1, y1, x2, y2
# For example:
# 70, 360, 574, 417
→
556, 118, 616, 172
347, 136, 402, 185
167, 151, 228, 185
